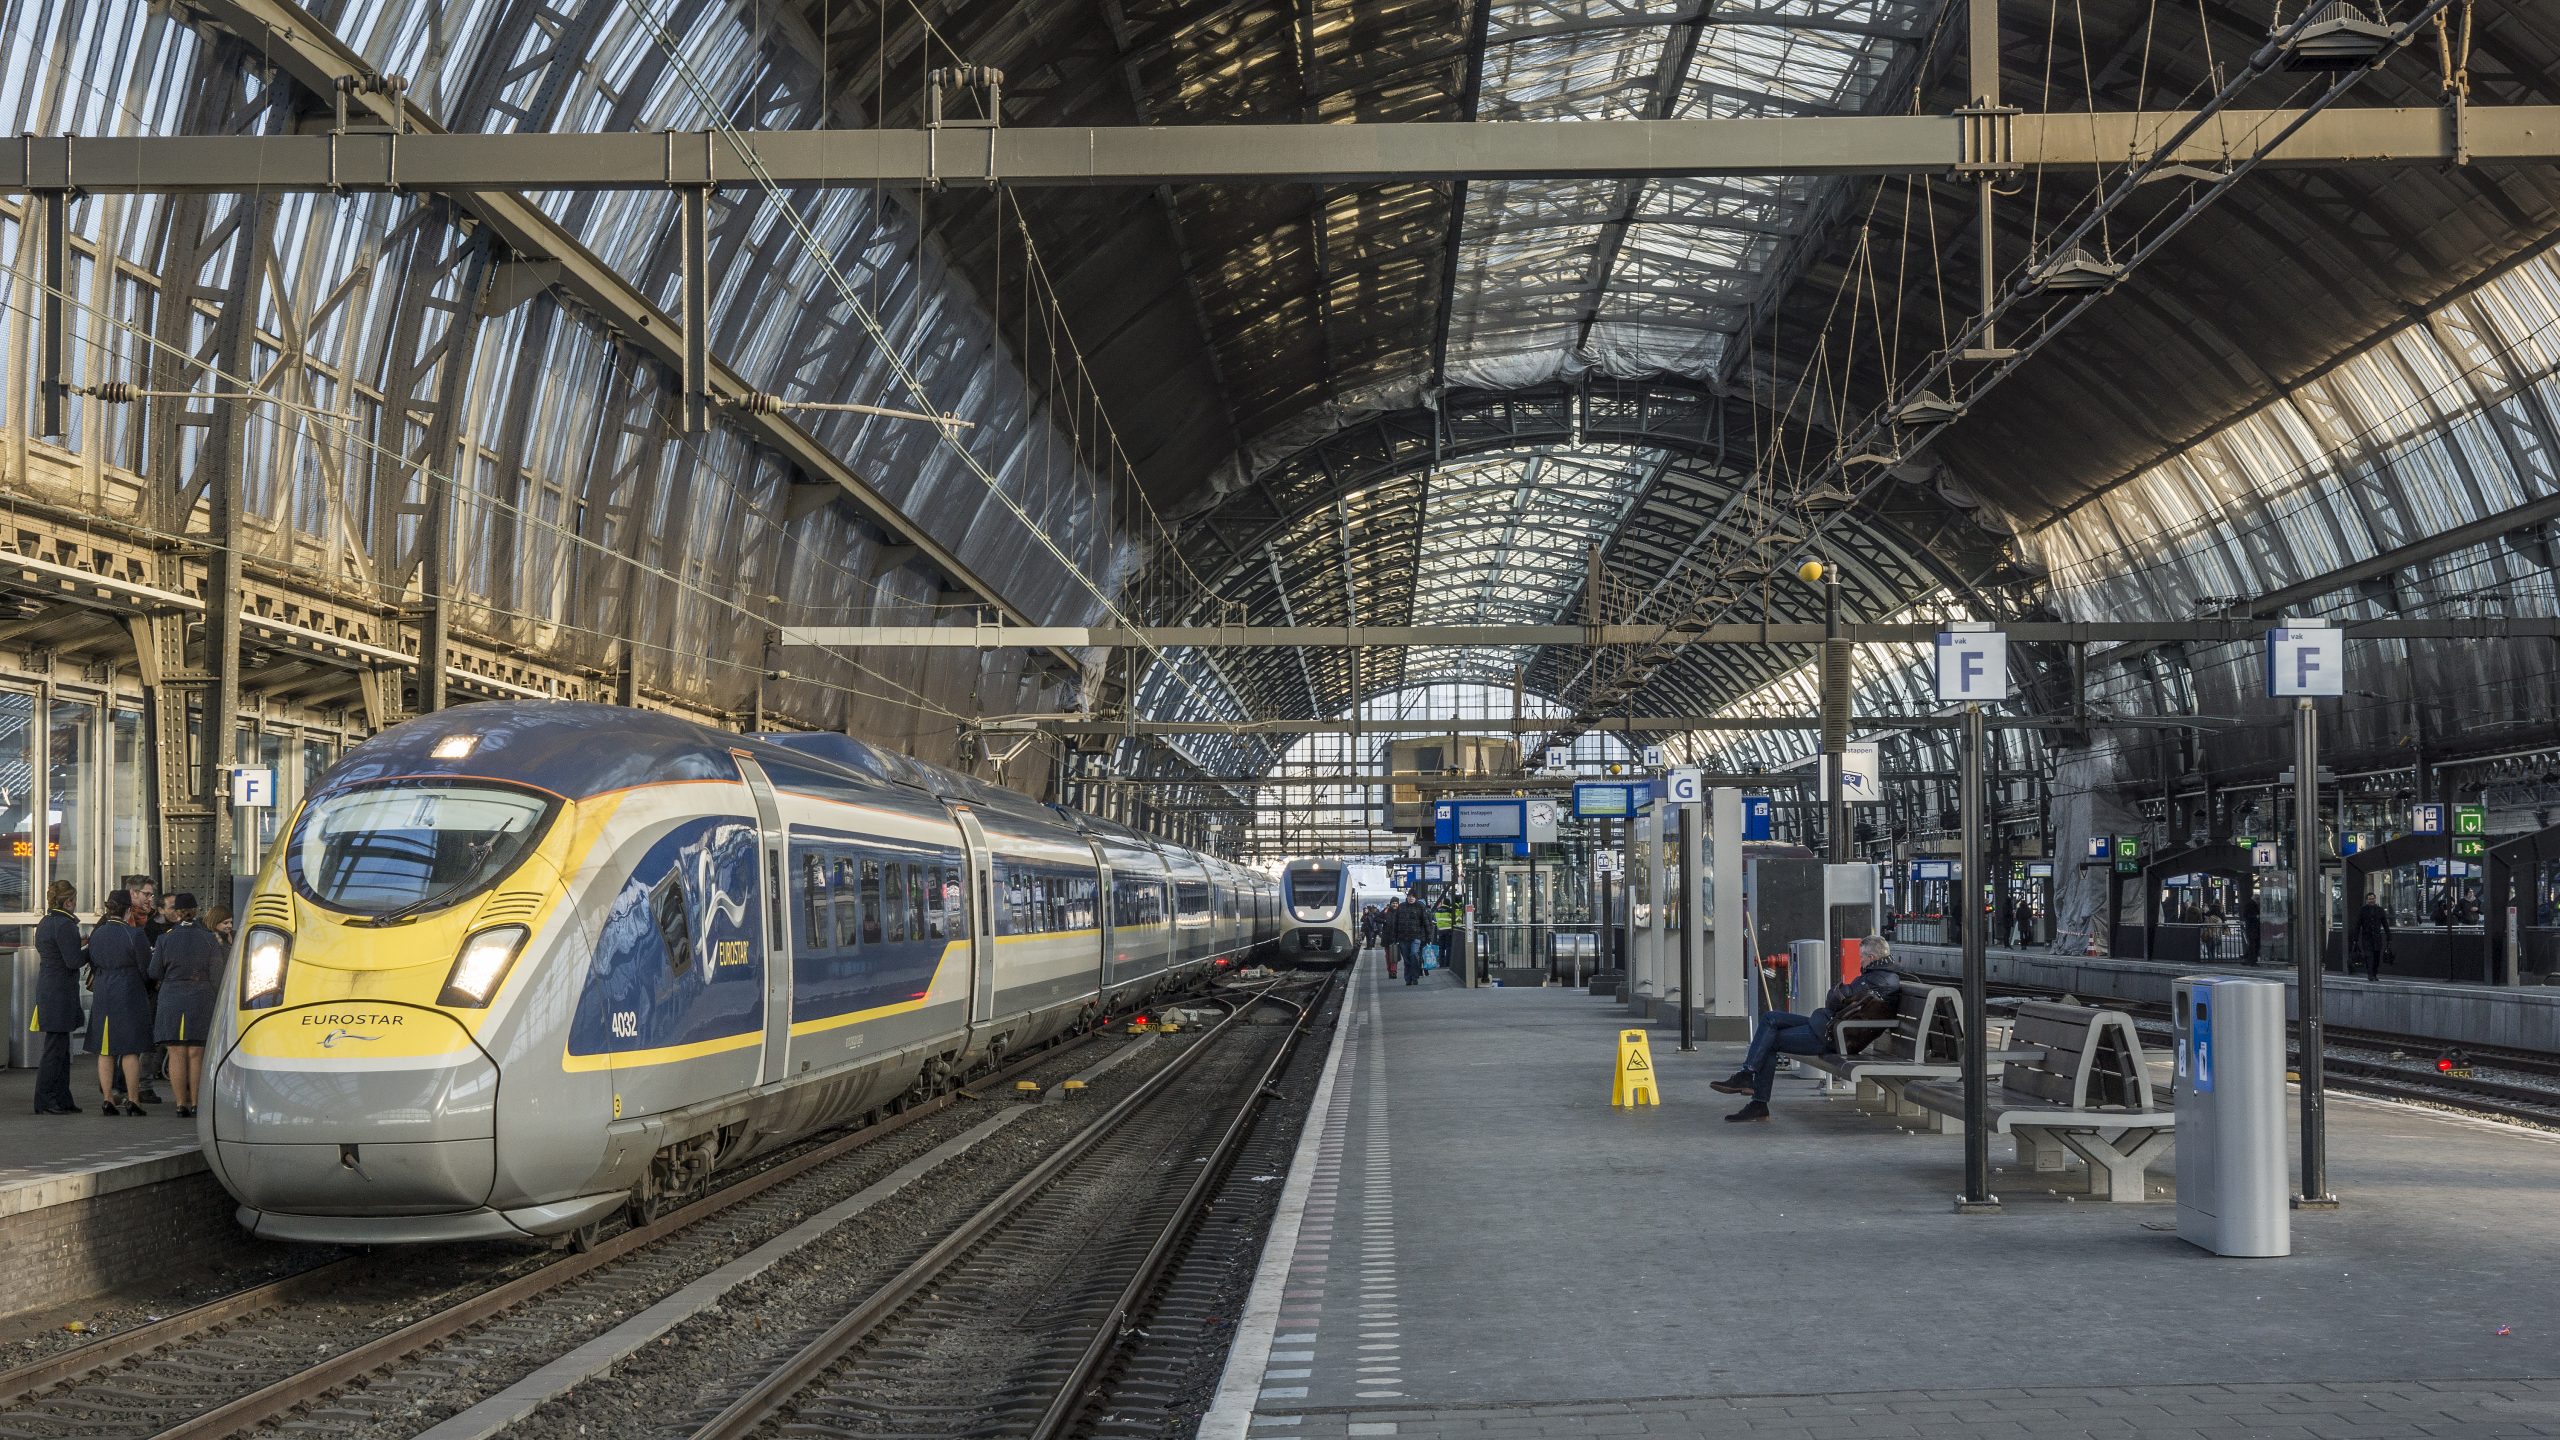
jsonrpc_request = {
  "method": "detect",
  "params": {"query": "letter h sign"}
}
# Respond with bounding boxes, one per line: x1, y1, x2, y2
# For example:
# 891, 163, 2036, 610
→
2265, 624, 2345, 698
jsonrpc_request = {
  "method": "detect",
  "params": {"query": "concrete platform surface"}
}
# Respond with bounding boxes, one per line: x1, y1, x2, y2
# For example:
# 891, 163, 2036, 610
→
1205, 960, 2560, 1439
0, 1067, 204, 1218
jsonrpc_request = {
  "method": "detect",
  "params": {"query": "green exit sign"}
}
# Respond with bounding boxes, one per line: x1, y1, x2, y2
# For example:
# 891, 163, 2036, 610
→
2234, 835, 2255, 850
2456, 805, 2486, 836
2456, 836, 2486, 860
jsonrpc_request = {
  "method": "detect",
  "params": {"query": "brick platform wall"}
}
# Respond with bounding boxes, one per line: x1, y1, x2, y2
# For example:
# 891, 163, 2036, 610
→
0, 1169, 263, 1321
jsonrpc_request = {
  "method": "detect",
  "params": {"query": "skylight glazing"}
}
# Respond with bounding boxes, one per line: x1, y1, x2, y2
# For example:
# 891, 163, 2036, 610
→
1442, 1, 1923, 392
1403, 444, 1655, 683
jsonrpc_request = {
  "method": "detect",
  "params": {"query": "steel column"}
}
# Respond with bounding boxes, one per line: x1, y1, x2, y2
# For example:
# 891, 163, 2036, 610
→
1957, 700, 1998, 1213
1679, 799, 1700, 1052
2295, 697, 2338, 1209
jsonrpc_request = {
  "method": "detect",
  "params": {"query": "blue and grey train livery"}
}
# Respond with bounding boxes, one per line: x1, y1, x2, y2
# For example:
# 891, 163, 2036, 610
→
198, 702, 1277, 1245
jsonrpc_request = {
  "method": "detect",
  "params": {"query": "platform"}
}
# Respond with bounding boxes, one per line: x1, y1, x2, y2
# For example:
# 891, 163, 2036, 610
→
1896, 943, 2560, 1052
0, 1067, 248, 1322
1205, 960, 2560, 1439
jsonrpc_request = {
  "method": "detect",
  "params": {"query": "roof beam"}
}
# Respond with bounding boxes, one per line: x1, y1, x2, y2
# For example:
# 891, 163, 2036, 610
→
21, 107, 2552, 191
780, 618, 2560, 649
178, 0, 1078, 676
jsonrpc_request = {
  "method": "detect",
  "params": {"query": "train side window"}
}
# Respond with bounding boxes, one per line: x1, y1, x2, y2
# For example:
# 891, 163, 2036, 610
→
946, 866, 970, 940
862, 859, 885, 945
907, 863, 928, 941
1037, 875, 1055, 933
833, 857, 860, 949
800, 852, 831, 951
883, 863, 909, 944
925, 865, 946, 939
650, 870, 693, 974
1004, 868, 1026, 935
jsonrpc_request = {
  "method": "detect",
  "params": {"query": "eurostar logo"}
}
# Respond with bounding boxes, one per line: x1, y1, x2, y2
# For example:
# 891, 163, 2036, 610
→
317, 1028, 382, 1049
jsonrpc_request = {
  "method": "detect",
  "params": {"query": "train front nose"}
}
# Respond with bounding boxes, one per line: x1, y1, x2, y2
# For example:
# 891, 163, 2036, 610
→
209, 1003, 500, 1217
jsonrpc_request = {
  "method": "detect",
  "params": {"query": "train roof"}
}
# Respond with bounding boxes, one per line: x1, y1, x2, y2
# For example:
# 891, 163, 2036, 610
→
323, 704, 1253, 881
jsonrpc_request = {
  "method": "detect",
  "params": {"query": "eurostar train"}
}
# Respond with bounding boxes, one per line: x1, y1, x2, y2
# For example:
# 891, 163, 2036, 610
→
199, 702, 1277, 1245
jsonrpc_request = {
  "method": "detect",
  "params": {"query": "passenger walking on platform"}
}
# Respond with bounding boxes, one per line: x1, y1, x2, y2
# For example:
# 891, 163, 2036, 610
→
30, 880, 85, 1115
206, 904, 236, 949
2356, 898, 2394, 982
150, 895, 221, 1119
1392, 894, 1433, 985
1712, 959, 1903, 1122
2241, 894, 2263, 967
86, 890, 155, 1116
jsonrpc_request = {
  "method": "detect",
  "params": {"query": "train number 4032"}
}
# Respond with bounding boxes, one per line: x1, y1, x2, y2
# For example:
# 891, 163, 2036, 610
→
609, 1010, 640, 1039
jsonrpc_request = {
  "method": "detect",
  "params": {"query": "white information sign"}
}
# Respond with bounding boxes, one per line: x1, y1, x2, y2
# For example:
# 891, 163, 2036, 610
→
1934, 624, 2008, 702
1665, 767, 1704, 805
1642, 744, 1667, 769
230, 766, 277, 808
2252, 842, 2280, 870
1543, 746, 1570, 770
2265, 622, 2345, 697
1837, 741, 1883, 804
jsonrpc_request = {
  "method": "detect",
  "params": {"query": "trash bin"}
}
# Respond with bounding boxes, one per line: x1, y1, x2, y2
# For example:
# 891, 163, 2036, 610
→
2173, 976, 2290, 1257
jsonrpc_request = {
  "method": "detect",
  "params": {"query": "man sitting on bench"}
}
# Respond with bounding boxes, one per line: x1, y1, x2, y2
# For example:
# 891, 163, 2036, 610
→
1714, 947, 1903, 1124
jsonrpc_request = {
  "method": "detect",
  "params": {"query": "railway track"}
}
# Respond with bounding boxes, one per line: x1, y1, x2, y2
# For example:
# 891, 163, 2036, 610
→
683, 975, 1335, 1440
0, 1019, 1125, 1440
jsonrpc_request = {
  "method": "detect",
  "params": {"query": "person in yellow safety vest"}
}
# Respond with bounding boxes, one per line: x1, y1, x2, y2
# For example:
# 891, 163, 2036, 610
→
1432, 894, 1462, 975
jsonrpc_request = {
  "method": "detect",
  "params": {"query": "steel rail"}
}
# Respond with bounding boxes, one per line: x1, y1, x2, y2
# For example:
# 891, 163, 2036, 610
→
1027, 983, 1327, 1439
686, 979, 1315, 1440
126, 1028, 1102, 1440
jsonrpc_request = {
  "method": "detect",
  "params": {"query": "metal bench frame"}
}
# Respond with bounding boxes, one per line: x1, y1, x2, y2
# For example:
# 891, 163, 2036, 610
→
1797, 986, 1969, 1131
1903, 1004, 2178, 1203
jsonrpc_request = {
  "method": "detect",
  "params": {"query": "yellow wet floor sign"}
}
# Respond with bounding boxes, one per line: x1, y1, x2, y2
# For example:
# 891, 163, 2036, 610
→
1612, 1028, 1659, 1107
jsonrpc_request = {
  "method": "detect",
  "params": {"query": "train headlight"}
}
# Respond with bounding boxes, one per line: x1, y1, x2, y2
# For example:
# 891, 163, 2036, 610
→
440, 925, 529, 1008
240, 926, 292, 1009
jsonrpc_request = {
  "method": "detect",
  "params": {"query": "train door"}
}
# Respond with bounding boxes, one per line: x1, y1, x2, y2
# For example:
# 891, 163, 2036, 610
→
951, 806, 999, 1027
1085, 838, 1115, 991
735, 755, 794, 1087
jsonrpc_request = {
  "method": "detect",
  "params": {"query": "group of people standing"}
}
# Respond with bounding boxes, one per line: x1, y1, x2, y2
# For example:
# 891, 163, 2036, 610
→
1359, 892, 1442, 986
29, 875, 234, 1119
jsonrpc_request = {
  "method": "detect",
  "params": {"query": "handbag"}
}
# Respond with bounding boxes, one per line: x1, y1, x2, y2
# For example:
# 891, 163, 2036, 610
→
1421, 941, 1439, 967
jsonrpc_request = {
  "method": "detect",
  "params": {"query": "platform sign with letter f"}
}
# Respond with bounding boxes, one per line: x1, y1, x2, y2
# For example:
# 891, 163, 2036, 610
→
2266, 621, 2344, 698
1934, 623, 2006, 703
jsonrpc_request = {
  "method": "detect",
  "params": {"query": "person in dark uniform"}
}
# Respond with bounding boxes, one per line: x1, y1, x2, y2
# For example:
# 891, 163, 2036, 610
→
86, 889, 155, 1115
31, 880, 84, 1114
2355, 897, 2394, 982
150, 894, 222, 1119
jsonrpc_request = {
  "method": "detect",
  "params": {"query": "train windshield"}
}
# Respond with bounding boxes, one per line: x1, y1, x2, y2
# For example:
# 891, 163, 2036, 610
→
288, 781, 557, 917
1287, 865, 1343, 922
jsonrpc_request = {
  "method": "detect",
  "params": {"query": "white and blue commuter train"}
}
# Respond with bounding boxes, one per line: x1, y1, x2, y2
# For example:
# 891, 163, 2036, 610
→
198, 702, 1277, 1245
1275, 858, 1392, 967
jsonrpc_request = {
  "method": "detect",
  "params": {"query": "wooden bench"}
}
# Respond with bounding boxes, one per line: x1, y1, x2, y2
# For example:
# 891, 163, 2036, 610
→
1903, 1001, 2177, 1202
1796, 984, 1968, 1128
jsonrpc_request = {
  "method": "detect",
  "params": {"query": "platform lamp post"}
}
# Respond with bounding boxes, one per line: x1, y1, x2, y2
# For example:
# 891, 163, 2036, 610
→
2268, 619, 2343, 1209
1801, 560, 1853, 864
1936, 621, 2007, 1215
